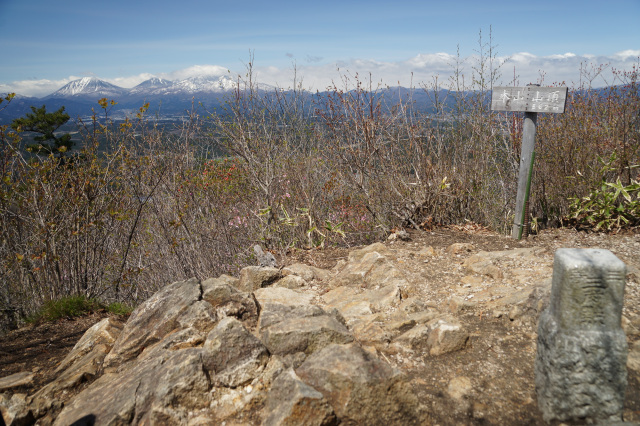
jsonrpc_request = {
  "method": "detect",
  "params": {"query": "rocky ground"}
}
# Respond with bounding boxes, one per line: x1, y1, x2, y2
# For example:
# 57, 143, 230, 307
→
1, 226, 639, 425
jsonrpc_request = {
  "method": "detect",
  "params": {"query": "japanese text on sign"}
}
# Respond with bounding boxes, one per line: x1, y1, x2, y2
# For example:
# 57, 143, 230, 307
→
491, 86, 568, 113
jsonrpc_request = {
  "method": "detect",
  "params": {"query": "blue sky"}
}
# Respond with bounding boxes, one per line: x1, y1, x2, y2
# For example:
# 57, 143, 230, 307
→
1, 0, 638, 96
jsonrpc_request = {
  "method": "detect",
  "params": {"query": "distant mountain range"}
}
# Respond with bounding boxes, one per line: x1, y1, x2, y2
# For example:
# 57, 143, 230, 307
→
47, 75, 240, 100
0, 74, 472, 124
0, 75, 254, 123
8, 75, 626, 125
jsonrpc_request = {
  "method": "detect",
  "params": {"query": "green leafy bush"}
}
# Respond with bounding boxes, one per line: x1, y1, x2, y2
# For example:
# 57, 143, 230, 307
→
569, 156, 639, 231
105, 302, 134, 316
27, 295, 101, 323
26, 296, 133, 324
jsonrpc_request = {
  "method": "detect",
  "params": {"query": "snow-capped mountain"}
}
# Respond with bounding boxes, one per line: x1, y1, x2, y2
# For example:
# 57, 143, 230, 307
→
44, 75, 240, 100
172, 75, 237, 94
128, 77, 174, 95
127, 75, 238, 97
20, 75, 242, 118
46, 77, 128, 99
2, 75, 290, 122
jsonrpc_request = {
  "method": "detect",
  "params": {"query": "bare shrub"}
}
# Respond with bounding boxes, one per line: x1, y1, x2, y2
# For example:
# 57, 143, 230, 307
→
534, 61, 640, 225
1, 40, 637, 330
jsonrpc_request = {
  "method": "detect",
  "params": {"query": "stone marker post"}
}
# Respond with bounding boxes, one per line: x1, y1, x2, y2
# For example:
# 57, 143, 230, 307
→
535, 248, 628, 423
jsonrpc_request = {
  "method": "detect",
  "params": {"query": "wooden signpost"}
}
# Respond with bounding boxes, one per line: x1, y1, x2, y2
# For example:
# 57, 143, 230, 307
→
491, 85, 568, 240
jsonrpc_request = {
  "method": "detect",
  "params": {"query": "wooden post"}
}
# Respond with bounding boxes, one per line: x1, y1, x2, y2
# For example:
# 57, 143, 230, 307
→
513, 111, 537, 239
491, 85, 568, 240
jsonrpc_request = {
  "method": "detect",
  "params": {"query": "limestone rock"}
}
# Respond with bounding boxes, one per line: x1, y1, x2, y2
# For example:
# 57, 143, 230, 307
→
208, 384, 261, 421
275, 274, 308, 289
393, 324, 431, 351
447, 296, 476, 313
406, 309, 440, 325
446, 243, 474, 255
201, 275, 240, 303
427, 318, 469, 356
394, 316, 468, 356
295, 343, 420, 424
13, 236, 611, 425
349, 252, 408, 289
323, 284, 401, 321
322, 287, 371, 318
0, 393, 34, 426
254, 287, 314, 307
0, 372, 35, 392
262, 368, 337, 426
238, 266, 281, 292
366, 284, 402, 311
139, 327, 206, 355
262, 313, 354, 356
508, 305, 523, 321
628, 340, 640, 372
464, 259, 503, 279
348, 242, 391, 263
397, 297, 430, 314
204, 317, 269, 387
32, 343, 110, 407
418, 246, 436, 257
258, 304, 353, 356
282, 263, 331, 283
330, 244, 408, 290
177, 300, 218, 332
384, 318, 418, 336
258, 304, 327, 330
103, 277, 202, 369
522, 283, 551, 314
54, 348, 211, 426
55, 317, 123, 375
351, 321, 392, 348
202, 277, 258, 326
622, 315, 640, 337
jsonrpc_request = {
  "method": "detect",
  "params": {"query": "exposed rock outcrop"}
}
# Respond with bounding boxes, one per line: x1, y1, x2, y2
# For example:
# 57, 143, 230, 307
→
2, 237, 637, 425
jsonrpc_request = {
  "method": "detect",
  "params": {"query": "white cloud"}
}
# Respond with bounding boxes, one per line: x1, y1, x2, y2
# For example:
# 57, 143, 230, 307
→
2, 51, 639, 98
109, 73, 156, 89
0, 77, 78, 98
407, 52, 455, 69
613, 49, 640, 60
548, 53, 577, 60
510, 52, 537, 63
161, 65, 229, 81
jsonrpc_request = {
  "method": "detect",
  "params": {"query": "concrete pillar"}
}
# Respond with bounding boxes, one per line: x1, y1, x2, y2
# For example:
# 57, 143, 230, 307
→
535, 248, 628, 423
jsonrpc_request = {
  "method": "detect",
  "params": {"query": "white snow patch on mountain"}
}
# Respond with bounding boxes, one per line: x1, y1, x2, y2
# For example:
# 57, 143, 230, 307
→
50, 77, 127, 98
172, 75, 237, 93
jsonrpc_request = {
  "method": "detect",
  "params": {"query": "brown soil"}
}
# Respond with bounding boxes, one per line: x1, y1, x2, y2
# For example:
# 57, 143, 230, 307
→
288, 226, 640, 425
0, 312, 120, 392
1, 227, 639, 425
